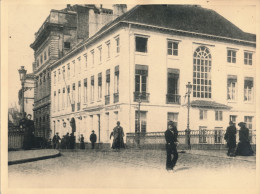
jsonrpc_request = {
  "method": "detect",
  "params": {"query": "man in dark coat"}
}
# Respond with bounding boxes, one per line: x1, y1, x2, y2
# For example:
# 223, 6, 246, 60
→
224, 121, 237, 156
90, 130, 97, 149
165, 121, 179, 171
235, 122, 254, 156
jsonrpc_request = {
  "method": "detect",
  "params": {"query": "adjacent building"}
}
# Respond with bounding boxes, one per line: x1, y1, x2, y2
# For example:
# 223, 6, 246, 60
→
31, 4, 126, 139
50, 5, 256, 144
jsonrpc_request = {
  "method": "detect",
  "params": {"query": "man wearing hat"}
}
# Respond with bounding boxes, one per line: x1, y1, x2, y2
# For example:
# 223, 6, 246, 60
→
224, 121, 237, 156
165, 120, 179, 171
90, 130, 97, 149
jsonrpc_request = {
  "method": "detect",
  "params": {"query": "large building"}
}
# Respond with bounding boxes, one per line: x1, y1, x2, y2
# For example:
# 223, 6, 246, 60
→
30, 4, 127, 139
50, 5, 256, 144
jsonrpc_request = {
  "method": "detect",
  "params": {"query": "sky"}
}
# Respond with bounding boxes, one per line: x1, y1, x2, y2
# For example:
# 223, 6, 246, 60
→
5, 2, 258, 109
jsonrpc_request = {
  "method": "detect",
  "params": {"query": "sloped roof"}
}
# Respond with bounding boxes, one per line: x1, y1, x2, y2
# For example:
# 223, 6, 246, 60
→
191, 100, 231, 109
120, 5, 255, 42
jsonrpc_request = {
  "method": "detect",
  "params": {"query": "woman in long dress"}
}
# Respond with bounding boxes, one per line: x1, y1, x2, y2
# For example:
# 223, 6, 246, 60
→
235, 122, 254, 156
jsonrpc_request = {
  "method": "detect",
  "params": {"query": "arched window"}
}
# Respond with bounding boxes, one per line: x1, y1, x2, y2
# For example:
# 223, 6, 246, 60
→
193, 46, 212, 98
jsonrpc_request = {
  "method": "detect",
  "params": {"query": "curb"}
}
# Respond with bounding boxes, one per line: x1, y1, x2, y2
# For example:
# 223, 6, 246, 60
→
8, 152, 61, 165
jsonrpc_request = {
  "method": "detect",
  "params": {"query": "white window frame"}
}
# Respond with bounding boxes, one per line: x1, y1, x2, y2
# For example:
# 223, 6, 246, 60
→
199, 109, 207, 120
167, 39, 180, 56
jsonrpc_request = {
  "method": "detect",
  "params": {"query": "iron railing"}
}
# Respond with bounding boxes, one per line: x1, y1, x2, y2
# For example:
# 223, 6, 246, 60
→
133, 92, 150, 102
166, 94, 181, 104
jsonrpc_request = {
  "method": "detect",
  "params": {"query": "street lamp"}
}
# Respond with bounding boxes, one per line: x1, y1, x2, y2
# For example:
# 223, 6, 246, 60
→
18, 66, 27, 118
186, 82, 192, 150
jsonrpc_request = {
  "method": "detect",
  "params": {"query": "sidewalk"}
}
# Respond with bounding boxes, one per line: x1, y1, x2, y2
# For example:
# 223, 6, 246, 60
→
8, 149, 61, 165
184, 149, 256, 162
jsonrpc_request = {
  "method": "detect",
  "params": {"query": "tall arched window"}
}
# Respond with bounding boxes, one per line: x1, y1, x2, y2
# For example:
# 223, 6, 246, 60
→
193, 46, 212, 98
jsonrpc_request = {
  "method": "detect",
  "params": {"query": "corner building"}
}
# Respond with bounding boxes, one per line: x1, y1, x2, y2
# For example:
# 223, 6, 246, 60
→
31, 4, 125, 139
50, 5, 256, 144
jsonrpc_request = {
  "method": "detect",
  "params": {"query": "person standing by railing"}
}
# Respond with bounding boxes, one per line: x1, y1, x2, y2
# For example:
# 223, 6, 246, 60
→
224, 121, 237, 157
165, 121, 179, 171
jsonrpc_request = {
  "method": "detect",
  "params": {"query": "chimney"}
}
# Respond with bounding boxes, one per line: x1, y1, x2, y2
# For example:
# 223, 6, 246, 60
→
113, 4, 127, 17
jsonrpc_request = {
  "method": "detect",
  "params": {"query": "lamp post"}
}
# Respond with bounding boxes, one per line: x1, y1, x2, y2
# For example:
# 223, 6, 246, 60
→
186, 82, 192, 150
18, 66, 27, 118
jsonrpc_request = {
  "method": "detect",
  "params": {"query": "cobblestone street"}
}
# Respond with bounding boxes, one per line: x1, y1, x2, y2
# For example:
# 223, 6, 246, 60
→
8, 149, 256, 190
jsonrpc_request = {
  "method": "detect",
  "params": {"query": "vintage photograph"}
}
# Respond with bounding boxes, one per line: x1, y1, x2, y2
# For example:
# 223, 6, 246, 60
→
2, 1, 258, 193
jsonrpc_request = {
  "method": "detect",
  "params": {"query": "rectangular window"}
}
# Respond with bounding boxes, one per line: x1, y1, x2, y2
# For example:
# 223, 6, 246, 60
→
227, 75, 237, 101
114, 66, 119, 93
58, 89, 60, 111
72, 60, 75, 76
98, 46, 102, 63
84, 78, 87, 103
244, 78, 253, 102
91, 76, 94, 102
91, 50, 94, 67
67, 63, 70, 79
40, 55, 43, 64
62, 66, 65, 80
135, 65, 148, 102
98, 73, 102, 100
215, 111, 223, 121
72, 83, 75, 104
64, 42, 71, 49
167, 112, 178, 128
244, 52, 253, 65
135, 111, 147, 133
54, 71, 56, 84
115, 36, 120, 54
62, 88, 65, 109
53, 91, 56, 112
106, 70, 110, 96
167, 69, 180, 104
227, 49, 236, 63
135, 36, 148, 53
44, 51, 47, 60
83, 54, 87, 69
244, 116, 253, 130
167, 40, 178, 56
78, 81, 81, 103
78, 57, 81, 74
58, 69, 60, 81
67, 85, 70, 107
106, 41, 110, 58
199, 110, 207, 120
230, 115, 237, 127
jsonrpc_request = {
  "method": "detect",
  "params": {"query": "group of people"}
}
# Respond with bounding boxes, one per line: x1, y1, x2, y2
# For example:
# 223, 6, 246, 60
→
52, 132, 75, 149
224, 121, 254, 157
164, 120, 255, 171
51, 121, 125, 150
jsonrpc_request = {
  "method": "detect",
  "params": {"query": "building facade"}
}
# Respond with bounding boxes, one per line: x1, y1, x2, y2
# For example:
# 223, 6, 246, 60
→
50, 5, 256, 144
31, 4, 126, 139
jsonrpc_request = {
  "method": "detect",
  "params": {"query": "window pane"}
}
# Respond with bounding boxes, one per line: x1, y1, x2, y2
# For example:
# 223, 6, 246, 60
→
136, 37, 148, 52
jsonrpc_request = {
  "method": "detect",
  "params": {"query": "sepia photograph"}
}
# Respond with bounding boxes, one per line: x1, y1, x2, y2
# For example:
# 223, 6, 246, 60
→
1, 0, 259, 194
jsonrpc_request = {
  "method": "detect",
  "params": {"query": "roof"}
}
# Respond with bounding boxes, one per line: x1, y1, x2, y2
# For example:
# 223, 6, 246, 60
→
191, 100, 231, 110
121, 5, 255, 42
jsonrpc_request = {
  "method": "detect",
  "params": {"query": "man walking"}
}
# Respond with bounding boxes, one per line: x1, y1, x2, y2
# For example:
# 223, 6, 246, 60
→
110, 121, 125, 149
165, 121, 179, 171
90, 130, 97, 149
224, 121, 237, 156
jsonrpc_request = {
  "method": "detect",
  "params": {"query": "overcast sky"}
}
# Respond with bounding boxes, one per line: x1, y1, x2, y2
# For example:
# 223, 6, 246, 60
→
6, 2, 257, 108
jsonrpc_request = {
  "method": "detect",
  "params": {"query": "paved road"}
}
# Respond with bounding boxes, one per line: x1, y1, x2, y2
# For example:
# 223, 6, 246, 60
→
8, 149, 256, 190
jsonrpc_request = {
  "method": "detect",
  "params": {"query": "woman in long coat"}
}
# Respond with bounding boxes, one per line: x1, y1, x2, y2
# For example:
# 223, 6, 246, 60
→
224, 121, 237, 156
235, 122, 254, 156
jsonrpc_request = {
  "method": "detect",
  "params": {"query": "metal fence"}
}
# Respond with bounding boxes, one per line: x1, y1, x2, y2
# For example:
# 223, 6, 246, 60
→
126, 129, 256, 148
8, 126, 25, 149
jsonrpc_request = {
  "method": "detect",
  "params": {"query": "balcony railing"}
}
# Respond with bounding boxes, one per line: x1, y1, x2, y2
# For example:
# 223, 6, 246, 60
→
133, 92, 150, 102
105, 95, 110, 105
114, 93, 119, 103
77, 102, 80, 111
71, 104, 75, 112
166, 94, 181, 104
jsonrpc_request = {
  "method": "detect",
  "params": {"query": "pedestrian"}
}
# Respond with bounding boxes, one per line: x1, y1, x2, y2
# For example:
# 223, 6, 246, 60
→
235, 122, 254, 156
224, 121, 237, 156
90, 130, 97, 149
55, 132, 61, 149
165, 120, 179, 171
69, 133, 75, 149
110, 121, 125, 149
80, 134, 85, 149
65, 132, 70, 149
52, 133, 57, 149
